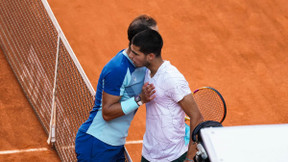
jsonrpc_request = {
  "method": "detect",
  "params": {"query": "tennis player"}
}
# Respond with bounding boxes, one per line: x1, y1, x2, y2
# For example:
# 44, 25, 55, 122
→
130, 29, 204, 162
75, 15, 158, 161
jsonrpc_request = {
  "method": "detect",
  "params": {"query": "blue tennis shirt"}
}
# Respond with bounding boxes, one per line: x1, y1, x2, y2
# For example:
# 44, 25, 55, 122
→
79, 49, 146, 146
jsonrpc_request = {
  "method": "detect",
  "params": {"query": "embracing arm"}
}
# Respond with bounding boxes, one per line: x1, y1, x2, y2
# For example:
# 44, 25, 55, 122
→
102, 82, 156, 121
178, 93, 204, 161
101, 92, 124, 121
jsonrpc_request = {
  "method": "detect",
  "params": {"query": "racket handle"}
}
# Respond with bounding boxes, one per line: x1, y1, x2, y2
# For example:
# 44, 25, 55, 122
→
196, 143, 208, 159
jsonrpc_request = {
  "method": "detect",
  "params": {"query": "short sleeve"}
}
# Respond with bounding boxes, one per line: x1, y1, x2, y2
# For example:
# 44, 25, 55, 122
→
165, 77, 192, 102
103, 66, 127, 96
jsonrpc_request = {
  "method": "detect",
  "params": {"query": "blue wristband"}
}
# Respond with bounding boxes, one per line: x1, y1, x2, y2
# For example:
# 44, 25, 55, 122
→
185, 157, 194, 162
121, 97, 139, 114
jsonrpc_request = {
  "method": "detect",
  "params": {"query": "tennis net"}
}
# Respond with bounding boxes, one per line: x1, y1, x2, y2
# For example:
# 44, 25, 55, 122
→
0, 0, 97, 161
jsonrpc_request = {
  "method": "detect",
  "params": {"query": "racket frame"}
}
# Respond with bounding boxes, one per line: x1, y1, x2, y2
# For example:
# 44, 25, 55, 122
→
193, 86, 227, 123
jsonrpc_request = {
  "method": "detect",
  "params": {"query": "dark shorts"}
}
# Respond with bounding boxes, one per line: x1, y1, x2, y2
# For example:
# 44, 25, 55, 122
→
75, 130, 125, 162
141, 152, 187, 162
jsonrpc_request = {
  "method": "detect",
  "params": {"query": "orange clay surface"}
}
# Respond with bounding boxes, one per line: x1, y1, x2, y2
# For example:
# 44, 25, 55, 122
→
1, 0, 288, 161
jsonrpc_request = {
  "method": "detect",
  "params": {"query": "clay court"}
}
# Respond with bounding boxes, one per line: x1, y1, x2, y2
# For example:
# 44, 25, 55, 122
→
1, 0, 288, 161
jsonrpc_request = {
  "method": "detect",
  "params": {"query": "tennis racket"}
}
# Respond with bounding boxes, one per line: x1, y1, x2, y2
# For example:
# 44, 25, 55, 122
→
189, 87, 227, 162
185, 87, 226, 123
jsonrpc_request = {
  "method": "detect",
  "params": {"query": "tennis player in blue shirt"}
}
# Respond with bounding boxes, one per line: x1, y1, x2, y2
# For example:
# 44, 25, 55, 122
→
75, 15, 158, 162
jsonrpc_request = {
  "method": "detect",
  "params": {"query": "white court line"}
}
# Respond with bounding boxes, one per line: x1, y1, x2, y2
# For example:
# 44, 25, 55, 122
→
126, 140, 143, 144
0, 140, 142, 155
0, 148, 48, 155
60, 140, 143, 150
59, 140, 143, 149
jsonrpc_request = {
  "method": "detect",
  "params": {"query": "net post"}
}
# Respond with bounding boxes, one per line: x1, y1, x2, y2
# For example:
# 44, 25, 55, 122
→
47, 33, 61, 145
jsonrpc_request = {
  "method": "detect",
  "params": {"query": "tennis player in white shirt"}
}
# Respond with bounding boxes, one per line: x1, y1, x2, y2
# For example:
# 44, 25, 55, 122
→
129, 29, 204, 162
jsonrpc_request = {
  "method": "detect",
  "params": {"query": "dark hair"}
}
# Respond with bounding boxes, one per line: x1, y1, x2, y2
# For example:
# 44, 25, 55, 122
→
131, 29, 163, 57
127, 15, 157, 42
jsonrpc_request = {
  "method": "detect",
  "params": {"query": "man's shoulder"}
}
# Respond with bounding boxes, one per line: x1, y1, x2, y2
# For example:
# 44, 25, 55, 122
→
162, 65, 184, 81
158, 63, 187, 89
104, 50, 131, 73
109, 49, 127, 64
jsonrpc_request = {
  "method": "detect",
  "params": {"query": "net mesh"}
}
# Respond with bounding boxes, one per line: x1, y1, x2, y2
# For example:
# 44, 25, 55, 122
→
0, 0, 95, 161
193, 87, 226, 123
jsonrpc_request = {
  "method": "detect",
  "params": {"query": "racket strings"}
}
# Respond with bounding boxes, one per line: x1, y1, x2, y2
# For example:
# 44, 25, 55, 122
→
193, 89, 225, 123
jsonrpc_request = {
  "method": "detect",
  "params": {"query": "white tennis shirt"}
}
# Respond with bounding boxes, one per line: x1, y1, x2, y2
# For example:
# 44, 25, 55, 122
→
142, 61, 192, 161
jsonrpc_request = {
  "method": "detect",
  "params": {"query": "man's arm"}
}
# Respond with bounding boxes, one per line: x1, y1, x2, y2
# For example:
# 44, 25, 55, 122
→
102, 82, 155, 121
178, 93, 204, 161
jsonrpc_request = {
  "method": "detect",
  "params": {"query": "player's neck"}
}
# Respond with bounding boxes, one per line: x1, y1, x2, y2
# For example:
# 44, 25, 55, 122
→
149, 58, 164, 78
125, 47, 130, 54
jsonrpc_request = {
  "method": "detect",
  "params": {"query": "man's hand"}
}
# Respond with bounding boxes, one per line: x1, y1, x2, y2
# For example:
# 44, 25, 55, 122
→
139, 82, 156, 103
102, 82, 156, 121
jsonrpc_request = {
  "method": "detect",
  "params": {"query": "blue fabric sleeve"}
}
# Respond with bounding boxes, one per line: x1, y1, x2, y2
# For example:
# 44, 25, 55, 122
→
103, 65, 127, 96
